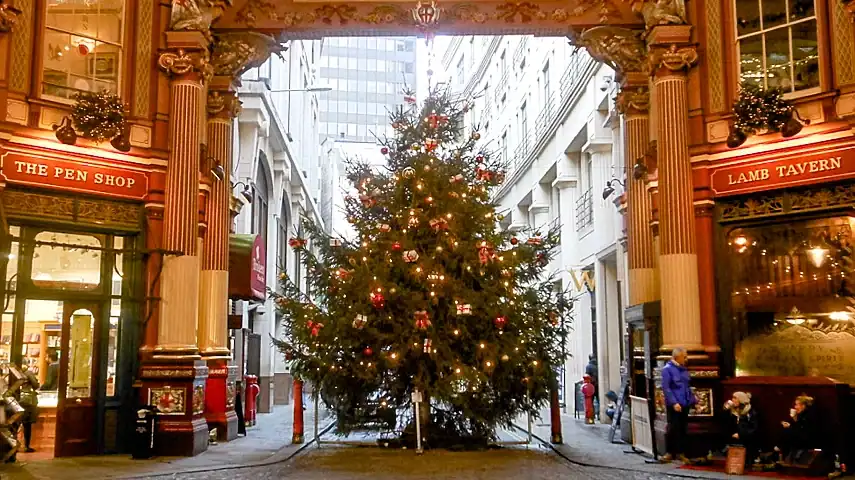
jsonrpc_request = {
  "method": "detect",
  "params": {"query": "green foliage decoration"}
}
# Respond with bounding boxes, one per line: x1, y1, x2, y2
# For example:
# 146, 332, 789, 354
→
71, 90, 126, 143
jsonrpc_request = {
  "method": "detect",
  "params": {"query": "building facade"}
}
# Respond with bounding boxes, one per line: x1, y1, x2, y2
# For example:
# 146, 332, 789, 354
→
439, 35, 628, 418
317, 37, 418, 144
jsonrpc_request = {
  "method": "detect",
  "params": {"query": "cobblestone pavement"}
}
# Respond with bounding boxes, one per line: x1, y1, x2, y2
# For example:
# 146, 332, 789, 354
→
162, 445, 686, 480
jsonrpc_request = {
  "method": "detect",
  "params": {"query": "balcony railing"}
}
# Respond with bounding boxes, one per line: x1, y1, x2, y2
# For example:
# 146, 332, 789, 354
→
480, 99, 492, 125
534, 95, 556, 138
560, 49, 590, 100
513, 36, 529, 69
495, 71, 510, 103
575, 189, 594, 231
513, 133, 532, 166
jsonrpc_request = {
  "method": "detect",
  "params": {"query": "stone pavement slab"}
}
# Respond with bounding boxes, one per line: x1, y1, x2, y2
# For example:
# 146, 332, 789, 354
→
0, 402, 331, 480
524, 411, 733, 480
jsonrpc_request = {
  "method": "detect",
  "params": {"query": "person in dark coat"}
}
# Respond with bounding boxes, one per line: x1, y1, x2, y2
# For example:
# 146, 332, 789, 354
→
661, 347, 696, 464
41, 351, 59, 391
775, 395, 819, 465
17, 365, 40, 452
724, 391, 761, 468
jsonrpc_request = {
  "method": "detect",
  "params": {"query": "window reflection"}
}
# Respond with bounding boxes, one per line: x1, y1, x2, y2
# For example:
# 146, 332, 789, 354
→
67, 309, 94, 399
32, 232, 102, 291
106, 299, 120, 397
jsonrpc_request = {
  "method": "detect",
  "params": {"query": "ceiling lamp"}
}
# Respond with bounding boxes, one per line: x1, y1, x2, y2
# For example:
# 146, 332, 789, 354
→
807, 246, 828, 268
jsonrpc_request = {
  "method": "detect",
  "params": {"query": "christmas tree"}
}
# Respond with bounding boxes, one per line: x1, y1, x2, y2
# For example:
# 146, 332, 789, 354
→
272, 85, 572, 447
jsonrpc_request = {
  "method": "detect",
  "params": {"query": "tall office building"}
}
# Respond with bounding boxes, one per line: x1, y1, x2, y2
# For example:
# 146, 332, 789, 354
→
317, 37, 418, 143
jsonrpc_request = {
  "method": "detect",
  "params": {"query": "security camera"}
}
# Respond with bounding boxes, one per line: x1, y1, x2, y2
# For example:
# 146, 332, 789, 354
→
599, 75, 613, 92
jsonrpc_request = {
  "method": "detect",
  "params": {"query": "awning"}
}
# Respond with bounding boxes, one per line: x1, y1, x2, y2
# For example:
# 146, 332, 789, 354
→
229, 233, 266, 301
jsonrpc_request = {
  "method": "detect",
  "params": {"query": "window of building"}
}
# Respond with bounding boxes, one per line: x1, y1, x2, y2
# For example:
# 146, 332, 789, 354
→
500, 50, 507, 74
277, 202, 289, 278
469, 37, 475, 66
457, 58, 465, 86
542, 61, 551, 102
253, 158, 270, 246
396, 40, 406, 52
585, 153, 593, 192
405, 40, 415, 52
735, 0, 818, 93
501, 132, 508, 163
519, 102, 528, 139
42, 0, 126, 100
405, 62, 415, 74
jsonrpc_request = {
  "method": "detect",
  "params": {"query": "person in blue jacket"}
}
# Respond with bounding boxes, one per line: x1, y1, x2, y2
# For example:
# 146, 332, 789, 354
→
660, 347, 697, 464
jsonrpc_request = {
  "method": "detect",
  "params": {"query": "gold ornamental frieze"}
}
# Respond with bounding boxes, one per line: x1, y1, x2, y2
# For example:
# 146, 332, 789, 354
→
215, 0, 644, 36
158, 48, 214, 81
0, 1, 20, 33
211, 32, 287, 79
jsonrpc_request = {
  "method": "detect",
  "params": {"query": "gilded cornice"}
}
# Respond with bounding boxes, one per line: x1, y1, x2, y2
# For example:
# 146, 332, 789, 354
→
207, 90, 242, 118
572, 26, 647, 76
171, 0, 233, 33
210, 32, 287, 79
158, 48, 214, 81
0, 2, 20, 33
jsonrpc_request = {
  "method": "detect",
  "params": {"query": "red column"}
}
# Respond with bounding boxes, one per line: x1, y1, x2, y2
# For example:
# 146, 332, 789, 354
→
292, 379, 304, 444
550, 385, 562, 443
694, 201, 719, 350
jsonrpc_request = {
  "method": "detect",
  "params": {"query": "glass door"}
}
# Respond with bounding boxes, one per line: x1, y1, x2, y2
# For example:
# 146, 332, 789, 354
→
55, 302, 101, 457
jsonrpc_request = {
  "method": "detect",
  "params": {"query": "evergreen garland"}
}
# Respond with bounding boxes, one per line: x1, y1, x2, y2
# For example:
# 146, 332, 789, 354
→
71, 90, 126, 143
732, 82, 793, 134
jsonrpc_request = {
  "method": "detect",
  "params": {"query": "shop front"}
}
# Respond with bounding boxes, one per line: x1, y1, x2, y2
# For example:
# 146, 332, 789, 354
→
0, 148, 149, 459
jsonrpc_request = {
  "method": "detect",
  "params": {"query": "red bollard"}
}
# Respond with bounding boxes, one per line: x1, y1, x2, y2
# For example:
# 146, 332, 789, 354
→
292, 379, 304, 444
550, 385, 563, 444
582, 374, 596, 424
244, 375, 259, 426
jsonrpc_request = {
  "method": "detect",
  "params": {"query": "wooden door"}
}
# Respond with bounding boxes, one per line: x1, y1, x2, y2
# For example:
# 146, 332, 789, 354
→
55, 302, 101, 457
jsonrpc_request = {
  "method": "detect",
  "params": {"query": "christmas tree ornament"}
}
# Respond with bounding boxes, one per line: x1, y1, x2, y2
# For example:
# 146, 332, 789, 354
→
425, 138, 438, 151
402, 167, 416, 178
289, 238, 306, 249
456, 304, 472, 315
381, 146, 389, 154
412, 144, 422, 151
414, 310, 431, 329
475, 155, 484, 162
402, 249, 419, 262
549, 311, 559, 326
392, 241, 402, 251
408, 216, 420, 227
78, 42, 90, 55
404, 95, 417, 104
510, 237, 519, 245
501, 354, 510, 362
71, 90, 127, 143
334, 268, 352, 280
379, 223, 391, 233
363, 346, 374, 356
526, 237, 543, 246
310, 322, 323, 337
330, 238, 342, 247
359, 193, 377, 208
429, 218, 448, 231
471, 132, 481, 140
353, 314, 367, 329
427, 113, 448, 128
494, 316, 507, 329
449, 174, 464, 183
370, 291, 385, 308
478, 245, 494, 264
423, 338, 433, 353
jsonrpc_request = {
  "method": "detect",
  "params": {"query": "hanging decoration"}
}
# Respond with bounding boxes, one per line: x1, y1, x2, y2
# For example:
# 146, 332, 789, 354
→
353, 314, 367, 329
402, 249, 419, 263
370, 291, 386, 308
456, 303, 472, 315
727, 82, 809, 148
414, 310, 431, 329
70, 90, 127, 144
289, 238, 307, 249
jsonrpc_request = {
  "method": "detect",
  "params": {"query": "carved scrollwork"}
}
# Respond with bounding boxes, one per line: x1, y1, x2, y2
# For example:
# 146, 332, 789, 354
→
210, 32, 287, 79
207, 90, 242, 118
572, 26, 647, 76
615, 86, 649, 114
170, 0, 232, 32
158, 49, 213, 81
632, 0, 687, 29
649, 44, 698, 73
0, 1, 21, 33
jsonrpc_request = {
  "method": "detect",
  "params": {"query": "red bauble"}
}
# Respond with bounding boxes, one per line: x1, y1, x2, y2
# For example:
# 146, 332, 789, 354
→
494, 316, 507, 329
370, 292, 385, 308
285, 351, 294, 360
510, 237, 518, 245
78, 43, 90, 55
392, 242, 402, 251
381, 146, 389, 154
363, 346, 374, 356
475, 155, 484, 162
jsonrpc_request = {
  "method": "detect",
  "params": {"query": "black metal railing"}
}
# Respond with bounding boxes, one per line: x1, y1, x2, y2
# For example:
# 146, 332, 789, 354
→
495, 71, 510, 103
575, 189, 594, 231
513, 36, 529, 69
534, 95, 556, 138
560, 50, 590, 100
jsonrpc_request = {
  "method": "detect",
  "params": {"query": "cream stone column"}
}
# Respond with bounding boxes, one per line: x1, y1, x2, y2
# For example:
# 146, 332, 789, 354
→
199, 86, 239, 358
648, 27, 703, 352
616, 75, 659, 306
156, 39, 212, 357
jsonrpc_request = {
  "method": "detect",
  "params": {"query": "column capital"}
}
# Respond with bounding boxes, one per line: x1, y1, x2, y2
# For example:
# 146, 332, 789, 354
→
0, 2, 20, 33
647, 25, 697, 75
159, 48, 213, 82
572, 26, 648, 78
616, 86, 650, 115
211, 32, 287, 80
207, 90, 242, 119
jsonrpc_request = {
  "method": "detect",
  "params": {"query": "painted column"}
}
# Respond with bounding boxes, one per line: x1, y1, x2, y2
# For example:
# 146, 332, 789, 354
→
155, 42, 212, 357
648, 28, 703, 352
617, 76, 659, 306
201, 83, 241, 441
694, 200, 719, 350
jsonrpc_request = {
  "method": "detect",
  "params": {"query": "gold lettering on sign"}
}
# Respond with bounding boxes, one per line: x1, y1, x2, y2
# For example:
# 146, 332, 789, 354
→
727, 157, 843, 186
13, 160, 137, 189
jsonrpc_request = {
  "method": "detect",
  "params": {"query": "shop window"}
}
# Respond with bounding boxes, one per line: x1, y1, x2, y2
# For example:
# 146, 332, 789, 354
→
67, 308, 95, 398
31, 231, 102, 291
42, 0, 126, 100
734, 0, 818, 93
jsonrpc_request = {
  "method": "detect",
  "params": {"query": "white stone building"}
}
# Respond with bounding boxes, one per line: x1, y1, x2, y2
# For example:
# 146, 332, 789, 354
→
440, 35, 629, 418
232, 39, 327, 413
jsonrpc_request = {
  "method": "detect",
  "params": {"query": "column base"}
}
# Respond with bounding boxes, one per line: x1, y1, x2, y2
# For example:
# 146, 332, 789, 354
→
139, 359, 209, 457
204, 359, 239, 442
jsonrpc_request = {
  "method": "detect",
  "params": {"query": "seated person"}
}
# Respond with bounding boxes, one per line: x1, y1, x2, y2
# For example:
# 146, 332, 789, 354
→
724, 391, 761, 468
774, 395, 819, 465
